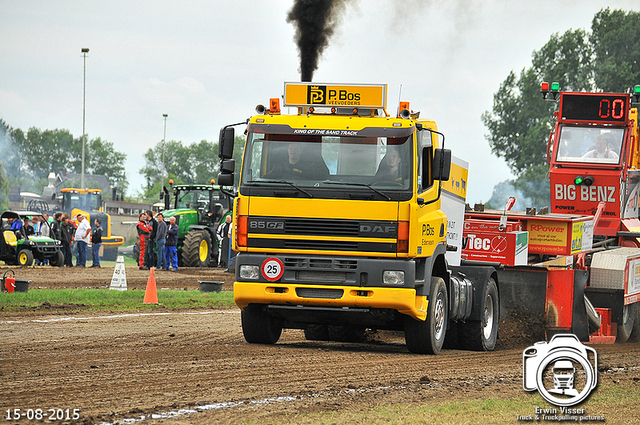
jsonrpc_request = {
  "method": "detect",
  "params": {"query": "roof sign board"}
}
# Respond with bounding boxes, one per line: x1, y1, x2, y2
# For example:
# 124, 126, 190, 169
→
284, 82, 387, 109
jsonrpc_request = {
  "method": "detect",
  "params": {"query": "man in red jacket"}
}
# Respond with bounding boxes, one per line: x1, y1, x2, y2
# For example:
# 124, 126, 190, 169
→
137, 212, 152, 270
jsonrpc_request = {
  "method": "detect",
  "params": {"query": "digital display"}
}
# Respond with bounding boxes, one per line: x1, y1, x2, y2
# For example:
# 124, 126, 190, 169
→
560, 93, 629, 123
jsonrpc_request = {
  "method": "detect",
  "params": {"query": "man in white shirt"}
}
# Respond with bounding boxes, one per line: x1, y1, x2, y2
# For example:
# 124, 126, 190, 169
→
74, 214, 92, 267
582, 133, 619, 160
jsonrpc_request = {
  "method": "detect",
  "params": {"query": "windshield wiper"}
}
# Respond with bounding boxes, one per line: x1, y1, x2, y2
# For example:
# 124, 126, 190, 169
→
322, 181, 391, 201
247, 180, 313, 198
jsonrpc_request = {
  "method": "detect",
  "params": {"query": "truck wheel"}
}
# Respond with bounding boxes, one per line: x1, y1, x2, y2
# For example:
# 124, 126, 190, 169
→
18, 250, 34, 267
182, 230, 211, 267
460, 278, 499, 351
404, 276, 448, 354
241, 304, 282, 344
617, 303, 636, 342
628, 304, 640, 343
327, 325, 365, 342
50, 251, 64, 267
304, 324, 330, 341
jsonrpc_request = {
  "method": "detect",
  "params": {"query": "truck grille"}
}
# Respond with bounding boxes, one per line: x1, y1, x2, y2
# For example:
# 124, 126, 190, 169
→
295, 288, 344, 299
286, 219, 359, 236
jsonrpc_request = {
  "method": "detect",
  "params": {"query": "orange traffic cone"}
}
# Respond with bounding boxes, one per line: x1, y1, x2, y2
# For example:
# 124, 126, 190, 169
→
143, 267, 158, 304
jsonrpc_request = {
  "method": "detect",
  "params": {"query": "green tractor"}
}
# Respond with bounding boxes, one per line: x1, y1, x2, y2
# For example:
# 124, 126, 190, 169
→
159, 181, 234, 267
1, 211, 64, 267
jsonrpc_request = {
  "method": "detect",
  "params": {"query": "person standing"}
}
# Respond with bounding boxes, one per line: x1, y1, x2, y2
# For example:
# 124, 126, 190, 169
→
40, 213, 50, 238
165, 216, 179, 271
217, 215, 232, 268
136, 212, 151, 269
51, 213, 62, 241
60, 214, 75, 267
144, 211, 158, 269
155, 213, 167, 271
74, 214, 91, 267
91, 218, 103, 268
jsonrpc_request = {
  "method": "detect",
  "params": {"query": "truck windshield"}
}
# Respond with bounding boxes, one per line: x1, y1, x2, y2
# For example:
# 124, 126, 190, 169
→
241, 132, 412, 191
555, 126, 625, 164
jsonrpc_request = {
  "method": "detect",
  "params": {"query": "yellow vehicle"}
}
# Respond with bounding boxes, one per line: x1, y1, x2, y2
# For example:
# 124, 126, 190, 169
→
60, 188, 124, 260
218, 83, 500, 354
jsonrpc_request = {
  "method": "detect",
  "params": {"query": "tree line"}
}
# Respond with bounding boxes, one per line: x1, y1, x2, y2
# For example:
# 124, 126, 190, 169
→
483, 8, 640, 209
137, 135, 244, 201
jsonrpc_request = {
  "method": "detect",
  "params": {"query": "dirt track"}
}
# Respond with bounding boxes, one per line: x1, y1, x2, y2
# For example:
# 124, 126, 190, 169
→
1, 265, 640, 424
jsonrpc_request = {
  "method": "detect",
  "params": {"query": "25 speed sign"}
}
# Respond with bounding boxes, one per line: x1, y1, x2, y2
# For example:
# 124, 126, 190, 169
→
261, 257, 284, 281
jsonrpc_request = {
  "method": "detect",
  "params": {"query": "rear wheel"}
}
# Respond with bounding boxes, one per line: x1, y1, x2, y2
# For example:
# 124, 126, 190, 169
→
327, 325, 366, 342
304, 324, 330, 341
628, 304, 640, 343
18, 250, 34, 267
404, 277, 448, 354
241, 304, 283, 344
182, 230, 212, 267
460, 278, 499, 351
50, 251, 64, 267
617, 303, 636, 342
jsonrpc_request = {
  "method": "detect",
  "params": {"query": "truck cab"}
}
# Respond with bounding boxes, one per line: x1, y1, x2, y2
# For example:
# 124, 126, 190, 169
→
219, 83, 499, 354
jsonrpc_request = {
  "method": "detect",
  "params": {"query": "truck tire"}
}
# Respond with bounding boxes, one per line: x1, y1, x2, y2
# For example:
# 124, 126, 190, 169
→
617, 303, 635, 343
628, 304, 640, 343
404, 276, 448, 354
327, 325, 365, 342
50, 251, 64, 267
241, 304, 283, 344
304, 324, 330, 341
18, 250, 34, 267
182, 230, 212, 267
459, 278, 499, 351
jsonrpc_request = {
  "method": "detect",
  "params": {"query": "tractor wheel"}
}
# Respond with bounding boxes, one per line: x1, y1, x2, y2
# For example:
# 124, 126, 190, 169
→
304, 324, 330, 341
404, 276, 448, 354
18, 250, 34, 267
617, 303, 636, 342
327, 325, 366, 342
459, 278, 499, 351
182, 230, 212, 267
241, 304, 283, 344
50, 251, 64, 267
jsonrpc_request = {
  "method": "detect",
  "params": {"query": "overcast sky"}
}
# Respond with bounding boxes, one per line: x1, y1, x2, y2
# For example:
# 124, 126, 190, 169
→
1, 0, 638, 203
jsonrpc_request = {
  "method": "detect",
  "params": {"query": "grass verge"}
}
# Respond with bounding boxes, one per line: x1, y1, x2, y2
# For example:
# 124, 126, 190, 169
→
0, 288, 235, 312
258, 382, 639, 424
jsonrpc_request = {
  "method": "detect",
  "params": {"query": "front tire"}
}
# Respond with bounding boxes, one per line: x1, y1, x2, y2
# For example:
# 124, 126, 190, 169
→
404, 276, 448, 354
182, 230, 212, 267
50, 250, 64, 267
18, 250, 34, 267
460, 278, 499, 351
241, 304, 283, 344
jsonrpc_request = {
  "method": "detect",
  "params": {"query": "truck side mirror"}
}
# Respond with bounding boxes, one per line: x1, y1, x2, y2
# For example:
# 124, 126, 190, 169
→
219, 127, 235, 160
431, 148, 452, 181
217, 173, 234, 187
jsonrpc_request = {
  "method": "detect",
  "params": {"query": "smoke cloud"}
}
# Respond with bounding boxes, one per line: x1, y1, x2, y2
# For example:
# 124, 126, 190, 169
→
287, 0, 350, 82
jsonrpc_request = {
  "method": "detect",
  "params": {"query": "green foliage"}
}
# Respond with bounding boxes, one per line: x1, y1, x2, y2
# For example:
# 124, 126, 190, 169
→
484, 10, 640, 207
138, 134, 245, 201
2, 123, 128, 193
591, 9, 640, 92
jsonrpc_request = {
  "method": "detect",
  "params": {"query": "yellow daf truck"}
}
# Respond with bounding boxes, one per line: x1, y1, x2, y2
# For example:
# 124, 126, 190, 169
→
218, 83, 499, 354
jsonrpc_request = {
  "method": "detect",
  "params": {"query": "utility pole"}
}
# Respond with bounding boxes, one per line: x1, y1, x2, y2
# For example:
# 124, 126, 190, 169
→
162, 113, 168, 189
81, 47, 89, 189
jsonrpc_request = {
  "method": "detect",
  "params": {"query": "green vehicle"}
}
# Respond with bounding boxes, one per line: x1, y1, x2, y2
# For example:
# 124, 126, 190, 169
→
1, 211, 64, 267
159, 182, 234, 267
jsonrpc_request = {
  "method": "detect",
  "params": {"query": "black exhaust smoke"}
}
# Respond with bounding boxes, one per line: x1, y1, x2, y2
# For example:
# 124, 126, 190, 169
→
287, 0, 349, 82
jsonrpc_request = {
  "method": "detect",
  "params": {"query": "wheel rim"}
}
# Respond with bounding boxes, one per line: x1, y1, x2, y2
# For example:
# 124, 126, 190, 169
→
482, 294, 495, 340
199, 239, 208, 262
19, 252, 27, 265
434, 293, 446, 340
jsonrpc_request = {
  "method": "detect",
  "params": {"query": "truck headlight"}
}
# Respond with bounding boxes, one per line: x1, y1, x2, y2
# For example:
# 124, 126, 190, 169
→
240, 265, 259, 280
383, 271, 405, 285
